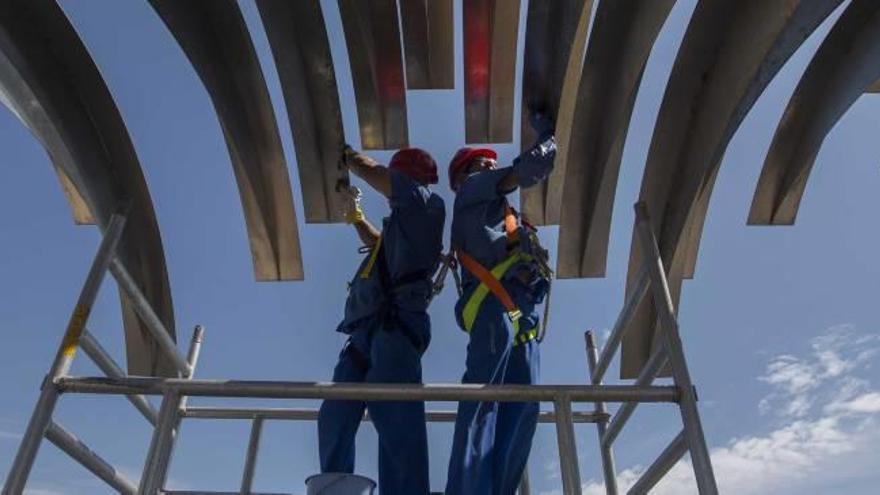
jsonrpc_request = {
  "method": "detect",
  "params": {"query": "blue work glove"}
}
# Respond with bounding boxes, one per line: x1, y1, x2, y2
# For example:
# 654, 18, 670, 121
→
528, 110, 555, 139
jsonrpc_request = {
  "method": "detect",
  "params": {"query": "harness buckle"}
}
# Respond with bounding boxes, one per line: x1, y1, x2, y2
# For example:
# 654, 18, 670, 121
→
507, 308, 522, 322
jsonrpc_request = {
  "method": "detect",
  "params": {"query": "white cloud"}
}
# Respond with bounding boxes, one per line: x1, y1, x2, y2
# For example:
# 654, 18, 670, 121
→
827, 392, 880, 415
549, 324, 880, 495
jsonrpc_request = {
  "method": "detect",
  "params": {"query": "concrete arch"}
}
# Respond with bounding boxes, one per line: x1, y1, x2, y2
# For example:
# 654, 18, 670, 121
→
554, 0, 677, 278
149, 0, 304, 281
519, 0, 590, 226
620, 0, 842, 379
256, 0, 349, 224
399, 0, 454, 90
0, 0, 178, 376
337, 0, 409, 150
749, 0, 880, 226
463, 0, 520, 144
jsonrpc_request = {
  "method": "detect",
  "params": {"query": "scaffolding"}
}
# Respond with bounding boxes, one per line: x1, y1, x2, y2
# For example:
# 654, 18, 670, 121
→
2, 202, 718, 495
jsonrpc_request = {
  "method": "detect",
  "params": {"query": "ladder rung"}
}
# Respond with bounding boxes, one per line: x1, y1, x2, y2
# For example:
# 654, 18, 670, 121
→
109, 257, 192, 377
603, 345, 668, 448
80, 329, 158, 425
627, 430, 688, 495
45, 421, 137, 495
592, 265, 651, 384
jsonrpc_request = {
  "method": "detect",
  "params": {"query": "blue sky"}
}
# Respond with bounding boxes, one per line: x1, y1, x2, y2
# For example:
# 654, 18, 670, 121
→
2, 1, 880, 493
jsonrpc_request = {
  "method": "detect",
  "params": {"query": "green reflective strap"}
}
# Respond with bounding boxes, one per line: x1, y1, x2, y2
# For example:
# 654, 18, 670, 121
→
461, 253, 525, 332
513, 327, 538, 346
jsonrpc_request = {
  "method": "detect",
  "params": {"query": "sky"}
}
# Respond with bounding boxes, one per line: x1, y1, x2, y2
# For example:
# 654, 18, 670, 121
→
1, 0, 880, 494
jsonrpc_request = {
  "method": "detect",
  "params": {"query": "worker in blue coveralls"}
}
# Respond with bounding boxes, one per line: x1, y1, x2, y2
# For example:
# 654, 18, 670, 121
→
318, 146, 445, 495
445, 111, 556, 495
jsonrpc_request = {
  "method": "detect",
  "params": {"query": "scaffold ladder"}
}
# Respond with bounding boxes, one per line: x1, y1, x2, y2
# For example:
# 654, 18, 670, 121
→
2, 202, 717, 494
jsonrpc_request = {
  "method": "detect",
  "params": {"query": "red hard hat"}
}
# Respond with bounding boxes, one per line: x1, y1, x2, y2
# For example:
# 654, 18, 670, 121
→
389, 148, 438, 185
448, 147, 497, 191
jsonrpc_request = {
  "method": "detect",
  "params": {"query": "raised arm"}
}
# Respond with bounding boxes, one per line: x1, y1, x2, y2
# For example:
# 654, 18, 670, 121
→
498, 111, 557, 193
342, 186, 381, 247
343, 144, 393, 198
352, 216, 381, 247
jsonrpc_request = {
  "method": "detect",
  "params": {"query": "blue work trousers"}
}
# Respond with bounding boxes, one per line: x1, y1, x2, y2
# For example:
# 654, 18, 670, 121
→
446, 297, 540, 495
318, 323, 430, 495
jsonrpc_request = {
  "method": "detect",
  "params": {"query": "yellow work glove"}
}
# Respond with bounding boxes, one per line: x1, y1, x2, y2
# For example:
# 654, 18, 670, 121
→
343, 186, 364, 224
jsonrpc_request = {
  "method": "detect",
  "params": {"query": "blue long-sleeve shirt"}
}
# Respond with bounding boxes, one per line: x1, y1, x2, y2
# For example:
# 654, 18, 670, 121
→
450, 134, 555, 331
338, 171, 445, 335
451, 134, 556, 271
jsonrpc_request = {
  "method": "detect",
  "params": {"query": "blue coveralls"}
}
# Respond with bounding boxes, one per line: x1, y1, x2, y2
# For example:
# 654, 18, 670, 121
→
445, 134, 556, 495
318, 171, 445, 495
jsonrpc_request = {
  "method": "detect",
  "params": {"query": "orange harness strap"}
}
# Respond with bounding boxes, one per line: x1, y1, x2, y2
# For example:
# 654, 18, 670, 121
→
455, 250, 519, 318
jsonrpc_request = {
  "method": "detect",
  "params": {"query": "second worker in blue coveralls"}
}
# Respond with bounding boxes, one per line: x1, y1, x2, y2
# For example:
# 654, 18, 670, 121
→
445, 112, 556, 495
318, 146, 445, 495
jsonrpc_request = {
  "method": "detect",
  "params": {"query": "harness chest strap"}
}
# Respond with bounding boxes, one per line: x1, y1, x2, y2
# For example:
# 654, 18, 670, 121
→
457, 250, 522, 327
455, 204, 540, 345
456, 250, 537, 346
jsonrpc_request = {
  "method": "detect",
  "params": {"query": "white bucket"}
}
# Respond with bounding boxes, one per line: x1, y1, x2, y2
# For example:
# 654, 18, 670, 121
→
305, 473, 377, 495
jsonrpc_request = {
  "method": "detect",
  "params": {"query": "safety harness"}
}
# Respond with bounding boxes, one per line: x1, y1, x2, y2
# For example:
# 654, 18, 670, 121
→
449, 203, 551, 346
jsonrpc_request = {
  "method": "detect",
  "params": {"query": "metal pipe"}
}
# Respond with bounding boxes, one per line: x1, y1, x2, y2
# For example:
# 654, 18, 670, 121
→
138, 390, 182, 495
635, 203, 717, 494
57, 377, 679, 404
186, 325, 205, 375
627, 431, 687, 495
593, 267, 650, 384
603, 344, 668, 448
45, 421, 137, 495
586, 331, 618, 495
4, 212, 127, 495
181, 407, 607, 424
240, 417, 263, 494
554, 398, 582, 495
109, 258, 192, 377
80, 330, 158, 425
147, 326, 205, 493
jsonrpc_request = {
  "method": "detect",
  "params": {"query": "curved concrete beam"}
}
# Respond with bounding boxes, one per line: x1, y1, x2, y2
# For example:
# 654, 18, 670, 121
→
256, 0, 348, 224
337, 0, 409, 150
0, 81, 94, 225
464, 0, 520, 144
149, 0, 303, 281
519, 0, 590, 226
0, 0, 178, 376
621, 0, 841, 379
399, 0, 454, 90
749, 0, 880, 225
554, 0, 676, 278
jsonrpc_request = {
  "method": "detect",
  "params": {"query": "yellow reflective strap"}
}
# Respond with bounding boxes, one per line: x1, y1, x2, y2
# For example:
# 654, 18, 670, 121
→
360, 235, 383, 279
462, 253, 524, 332
514, 327, 538, 346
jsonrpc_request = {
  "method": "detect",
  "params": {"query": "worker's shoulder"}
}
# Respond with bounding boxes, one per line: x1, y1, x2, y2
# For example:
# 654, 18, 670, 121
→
453, 168, 511, 209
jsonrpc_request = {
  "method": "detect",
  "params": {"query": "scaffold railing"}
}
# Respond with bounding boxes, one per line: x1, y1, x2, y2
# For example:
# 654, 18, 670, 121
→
2, 202, 717, 495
